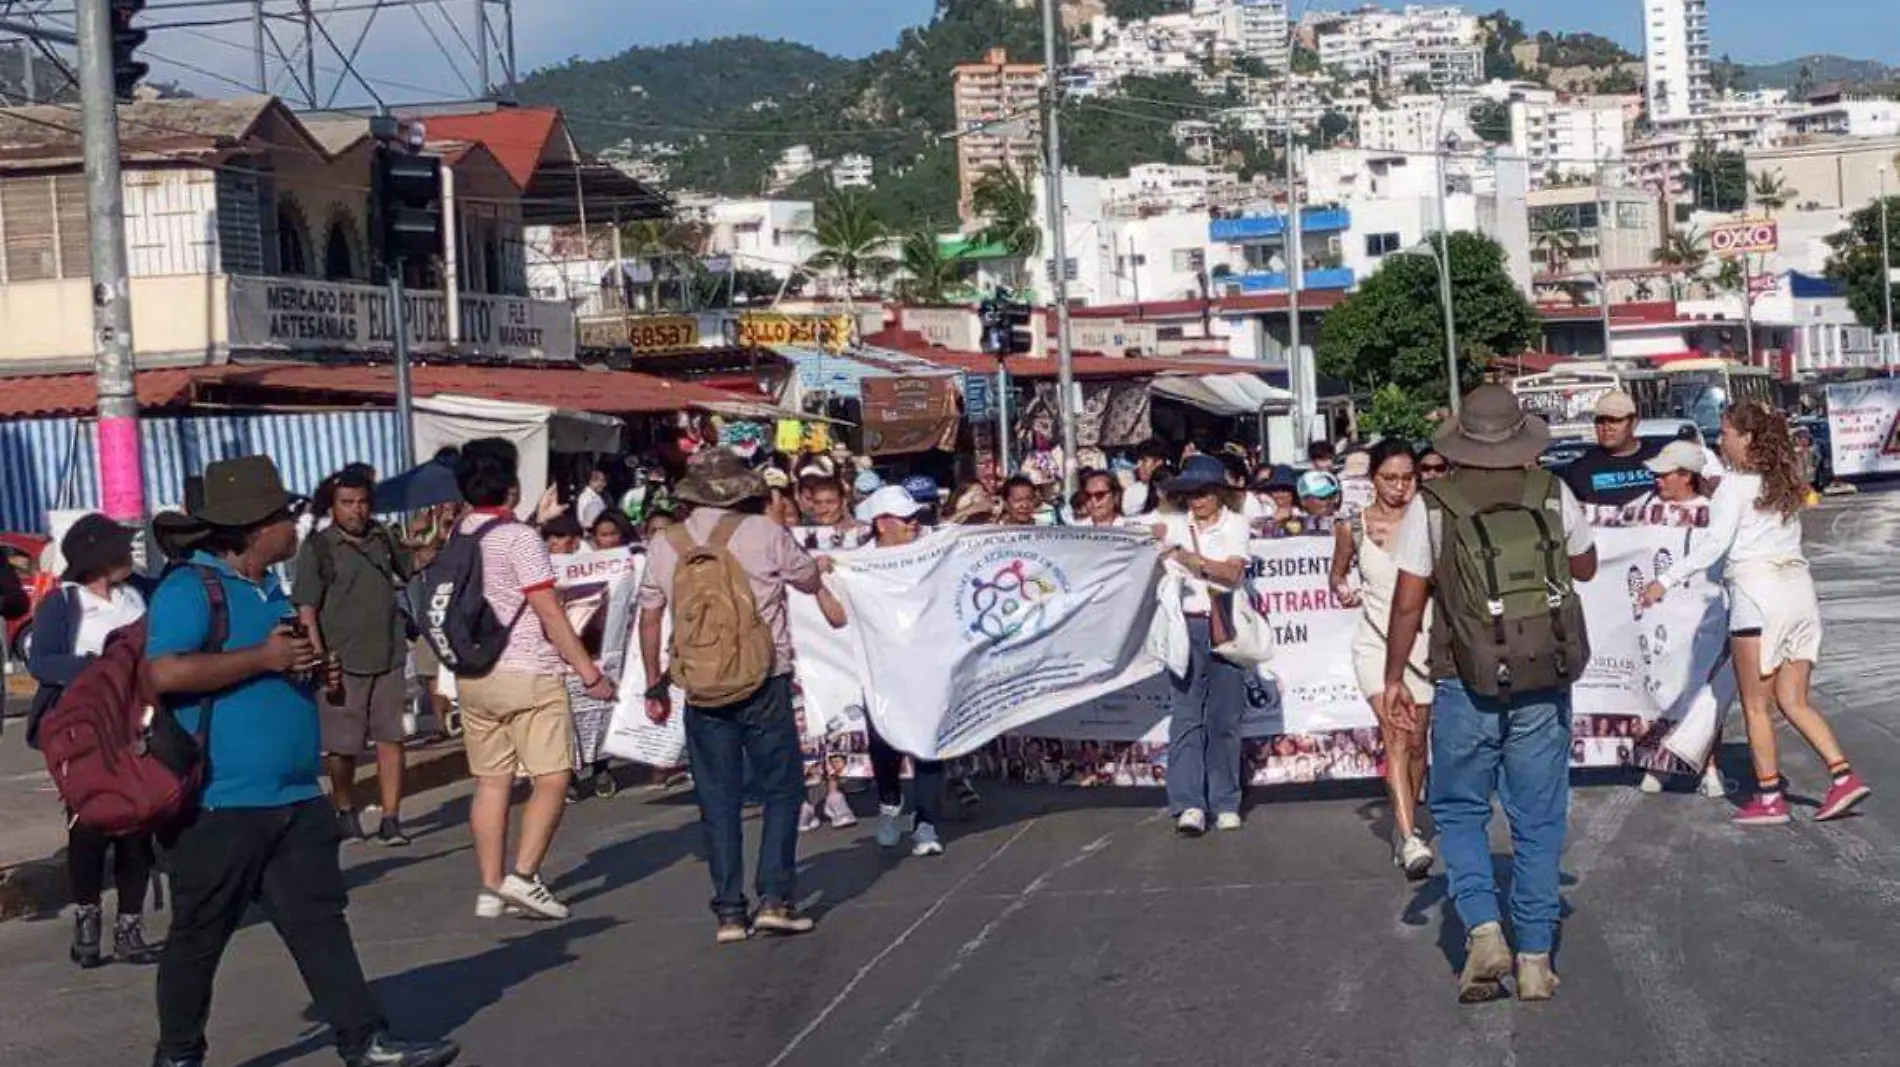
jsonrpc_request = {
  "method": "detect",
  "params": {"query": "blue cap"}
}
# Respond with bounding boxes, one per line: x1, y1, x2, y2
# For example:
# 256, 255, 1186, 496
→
853, 470, 884, 495
901, 474, 941, 503
1297, 470, 1341, 499
1160, 454, 1228, 495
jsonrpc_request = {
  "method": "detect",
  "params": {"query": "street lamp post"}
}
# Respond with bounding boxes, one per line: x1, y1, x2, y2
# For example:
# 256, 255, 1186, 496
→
1880, 165, 1894, 362
1434, 113, 1461, 415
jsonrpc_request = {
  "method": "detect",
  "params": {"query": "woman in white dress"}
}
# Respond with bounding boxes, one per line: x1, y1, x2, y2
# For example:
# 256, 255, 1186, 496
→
1330, 439, 1434, 878
1640, 402, 1869, 826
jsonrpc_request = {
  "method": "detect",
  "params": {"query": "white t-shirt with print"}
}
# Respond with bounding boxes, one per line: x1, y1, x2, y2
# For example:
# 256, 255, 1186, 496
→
1158, 507, 1252, 615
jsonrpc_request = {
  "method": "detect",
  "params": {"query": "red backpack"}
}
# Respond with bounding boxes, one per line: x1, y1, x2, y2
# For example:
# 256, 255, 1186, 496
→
38, 568, 228, 836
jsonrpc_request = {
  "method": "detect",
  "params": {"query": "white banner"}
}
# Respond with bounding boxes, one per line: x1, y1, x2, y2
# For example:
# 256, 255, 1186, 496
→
1826, 379, 1900, 477
229, 276, 575, 362
600, 554, 689, 768
827, 526, 1166, 760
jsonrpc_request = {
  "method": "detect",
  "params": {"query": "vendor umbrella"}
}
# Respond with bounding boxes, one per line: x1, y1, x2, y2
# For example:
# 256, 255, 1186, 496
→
374, 452, 462, 513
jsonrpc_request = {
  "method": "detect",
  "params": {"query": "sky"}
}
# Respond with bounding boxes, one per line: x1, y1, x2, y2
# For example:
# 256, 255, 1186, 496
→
130, 0, 1895, 106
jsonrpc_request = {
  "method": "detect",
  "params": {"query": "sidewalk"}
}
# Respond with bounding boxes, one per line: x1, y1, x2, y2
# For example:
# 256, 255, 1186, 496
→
0, 678, 472, 920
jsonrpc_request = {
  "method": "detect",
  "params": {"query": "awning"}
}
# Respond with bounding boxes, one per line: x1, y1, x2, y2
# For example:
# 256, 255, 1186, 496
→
773, 345, 961, 406
1149, 373, 1294, 416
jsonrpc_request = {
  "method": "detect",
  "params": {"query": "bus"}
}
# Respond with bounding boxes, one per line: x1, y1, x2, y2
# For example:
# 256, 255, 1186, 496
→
1508, 364, 1625, 439
1623, 360, 1776, 443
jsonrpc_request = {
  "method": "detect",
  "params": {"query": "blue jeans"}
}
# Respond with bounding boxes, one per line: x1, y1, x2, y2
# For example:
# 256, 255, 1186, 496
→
684, 676, 802, 922
1429, 680, 1571, 955
1166, 616, 1245, 817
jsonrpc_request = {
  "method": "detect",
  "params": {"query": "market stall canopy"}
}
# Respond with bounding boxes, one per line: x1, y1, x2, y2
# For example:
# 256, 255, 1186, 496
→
373, 454, 461, 513
413, 394, 622, 519
773, 345, 961, 406
1149, 373, 1294, 417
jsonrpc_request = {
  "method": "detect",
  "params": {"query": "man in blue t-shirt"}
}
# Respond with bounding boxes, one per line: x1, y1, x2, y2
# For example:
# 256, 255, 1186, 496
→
147, 457, 457, 1067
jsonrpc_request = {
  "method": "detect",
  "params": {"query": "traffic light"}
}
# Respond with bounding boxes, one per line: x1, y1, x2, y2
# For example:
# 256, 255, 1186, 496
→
979, 288, 1033, 355
110, 0, 149, 100
375, 142, 442, 265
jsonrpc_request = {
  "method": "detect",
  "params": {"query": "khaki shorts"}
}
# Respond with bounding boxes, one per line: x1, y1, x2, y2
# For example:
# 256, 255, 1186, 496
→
320, 667, 409, 755
456, 670, 574, 779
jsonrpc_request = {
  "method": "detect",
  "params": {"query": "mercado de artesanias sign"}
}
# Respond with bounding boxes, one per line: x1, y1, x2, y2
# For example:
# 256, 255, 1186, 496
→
229, 276, 575, 362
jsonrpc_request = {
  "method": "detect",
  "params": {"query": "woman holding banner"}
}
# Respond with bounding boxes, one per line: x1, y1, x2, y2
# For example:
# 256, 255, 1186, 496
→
1330, 439, 1435, 879
1639, 403, 1870, 825
1633, 441, 1732, 800
1152, 456, 1251, 837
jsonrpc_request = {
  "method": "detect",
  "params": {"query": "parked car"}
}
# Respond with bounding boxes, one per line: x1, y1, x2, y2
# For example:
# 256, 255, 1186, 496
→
1, 532, 53, 660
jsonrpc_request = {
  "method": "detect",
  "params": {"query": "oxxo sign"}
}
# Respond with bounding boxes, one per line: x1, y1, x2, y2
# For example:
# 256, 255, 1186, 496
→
1708, 219, 1779, 258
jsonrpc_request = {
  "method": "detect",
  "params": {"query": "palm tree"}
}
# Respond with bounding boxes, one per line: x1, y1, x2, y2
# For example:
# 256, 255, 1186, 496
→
971, 164, 1041, 289
803, 187, 895, 297
1533, 228, 1583, 278
1750, 169, 1797, 213
619, 217, 706, 311
1651, 226, 1708, 300
896, 232, 967, 305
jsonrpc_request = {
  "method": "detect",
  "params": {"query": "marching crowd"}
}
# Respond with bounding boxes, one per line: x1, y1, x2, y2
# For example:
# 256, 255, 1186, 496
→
0, 379, 1870, 1065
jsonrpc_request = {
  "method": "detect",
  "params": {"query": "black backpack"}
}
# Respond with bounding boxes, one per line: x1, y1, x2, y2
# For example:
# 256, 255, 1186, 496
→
407, 517, 526, 678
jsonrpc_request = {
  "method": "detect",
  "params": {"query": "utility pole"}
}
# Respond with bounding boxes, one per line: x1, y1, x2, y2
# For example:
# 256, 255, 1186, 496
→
1283, 28, 1312, 449
76, 0, 145, 525
1880, 165, 1894, 363
1435, 109, 1460, 416
1040, 0, 1078, 496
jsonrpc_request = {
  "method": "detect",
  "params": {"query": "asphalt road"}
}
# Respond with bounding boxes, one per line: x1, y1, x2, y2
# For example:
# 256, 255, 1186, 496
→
3, 492, 1900, 1067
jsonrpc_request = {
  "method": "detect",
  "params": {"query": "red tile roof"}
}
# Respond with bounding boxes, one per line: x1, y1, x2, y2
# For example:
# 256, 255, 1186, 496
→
0, 363, 754, 419
415, 108, 563, 189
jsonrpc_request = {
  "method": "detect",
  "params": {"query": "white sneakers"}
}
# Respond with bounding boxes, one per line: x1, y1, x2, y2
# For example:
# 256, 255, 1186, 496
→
1638, 772, 1665, 794
876, 804, 905, 849
495, 873, 569, 921
911, 822, 944, 857
1175, 808, 1207, 836
1638, 769, 1734, 798
1214, 811, 1243, 831
1395, 832, 1434, 880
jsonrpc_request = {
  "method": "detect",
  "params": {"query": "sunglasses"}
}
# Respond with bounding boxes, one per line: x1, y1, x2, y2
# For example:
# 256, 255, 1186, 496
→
1083, 489, 1115, 501
1419, 463, 1448, 474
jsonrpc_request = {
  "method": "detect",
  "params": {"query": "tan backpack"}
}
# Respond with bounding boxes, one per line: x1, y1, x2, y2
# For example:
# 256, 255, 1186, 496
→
664, 514, 774, 708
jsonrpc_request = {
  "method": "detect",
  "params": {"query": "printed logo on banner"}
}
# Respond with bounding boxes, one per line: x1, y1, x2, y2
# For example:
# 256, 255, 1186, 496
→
955, 548, 1072, 648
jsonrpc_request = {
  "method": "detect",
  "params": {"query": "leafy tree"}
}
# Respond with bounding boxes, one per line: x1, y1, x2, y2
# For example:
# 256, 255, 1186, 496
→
804, 188, 896, 295
1823, 198, 1900, 329
1303, 109, 1354, 149
1536, 32, 1637, 68
1687, 140, 1749, 213
1651, 226, 1709, 299
1750, 169, 1798, 212
1481, 11, 1526, 81
1316, 231, 1539, 416
1105, 0, 1185, 19
1363, 383, 1437, 440
971, 164, 1041, 287
691, 266, 804, 308
1594, 67, 1642, 94
1292, 44, 1322, 75
1711, 52, 1749, 95
619, 217, 708, 311
1469, 98, 1513, 144
896, 232, 970, 305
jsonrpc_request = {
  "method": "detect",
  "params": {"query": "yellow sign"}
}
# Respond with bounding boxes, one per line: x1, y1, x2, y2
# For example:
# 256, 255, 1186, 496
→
626, 315, 699, 353
738, 313, 853, 351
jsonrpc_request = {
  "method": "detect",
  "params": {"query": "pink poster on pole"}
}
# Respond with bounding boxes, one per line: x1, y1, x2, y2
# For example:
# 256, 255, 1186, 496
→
97, 416, 145, 521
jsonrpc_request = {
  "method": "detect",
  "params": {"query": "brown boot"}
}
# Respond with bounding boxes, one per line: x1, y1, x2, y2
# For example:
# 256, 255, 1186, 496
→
1457, 921, 1512, 1003
1515, 953, 1561, 1002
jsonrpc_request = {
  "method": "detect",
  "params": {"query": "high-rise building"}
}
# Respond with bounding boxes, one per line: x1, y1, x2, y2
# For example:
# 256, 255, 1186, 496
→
952, 48, 1045, 224
1643, 0, 1711, 123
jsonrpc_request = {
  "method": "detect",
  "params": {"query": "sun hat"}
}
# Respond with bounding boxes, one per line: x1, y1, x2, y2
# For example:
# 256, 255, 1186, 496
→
855, 485, 926, 525
1643, 440, 1707, 476
1254, 465, 1298, 492
193, 456, 304, 527
674, 449, 767, 509
1296, 470, 1341, 499
1160, 454, 1228, 495
1431, 384, 1551, 470
1594, 390, 1638, 419
59, 513, 137, 581
1339, 450, 1372, 479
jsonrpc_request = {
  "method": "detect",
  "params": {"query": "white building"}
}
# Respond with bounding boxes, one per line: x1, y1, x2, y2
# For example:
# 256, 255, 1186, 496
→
1511, 96, 1627, 182
831, 153, 875, 189
1234, 0, 1291, 70
1782, 99, 1900, 141
1315, 5, 1482, 89
695, 199, 818, 280
770, 144, 817, 189
1643, 0, 1711, 124
1358, 94, 1478, 155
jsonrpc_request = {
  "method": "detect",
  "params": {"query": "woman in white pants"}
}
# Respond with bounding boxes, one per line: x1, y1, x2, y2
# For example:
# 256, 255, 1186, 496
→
1640, 402, 1869, 826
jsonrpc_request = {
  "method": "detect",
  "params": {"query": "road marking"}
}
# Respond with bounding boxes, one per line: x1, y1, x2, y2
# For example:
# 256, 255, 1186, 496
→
762, 818, 1039, 1067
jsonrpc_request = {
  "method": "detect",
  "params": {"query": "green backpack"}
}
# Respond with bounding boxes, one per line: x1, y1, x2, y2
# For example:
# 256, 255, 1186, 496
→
1422, 469, 1589, 698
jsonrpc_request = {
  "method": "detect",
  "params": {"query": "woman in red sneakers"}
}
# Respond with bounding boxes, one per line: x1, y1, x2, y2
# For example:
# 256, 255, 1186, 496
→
1640, 402, 1869, 825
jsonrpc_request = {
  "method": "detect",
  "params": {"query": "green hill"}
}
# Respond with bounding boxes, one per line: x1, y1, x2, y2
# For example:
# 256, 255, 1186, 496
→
1740, 53, 1897, 92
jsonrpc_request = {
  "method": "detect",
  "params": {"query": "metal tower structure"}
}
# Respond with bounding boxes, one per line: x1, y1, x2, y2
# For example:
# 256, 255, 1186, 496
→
0, 0, 517, 110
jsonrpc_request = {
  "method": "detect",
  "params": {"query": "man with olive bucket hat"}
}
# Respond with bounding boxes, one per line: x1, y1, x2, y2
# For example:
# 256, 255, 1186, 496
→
1379, 386, 1599, 1006
146, 456, 458, 1067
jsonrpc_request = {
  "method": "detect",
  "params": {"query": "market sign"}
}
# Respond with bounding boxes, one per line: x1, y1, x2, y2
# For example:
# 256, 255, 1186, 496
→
861, 375, 960, 455
229, 277, 574, 361
1707, 219, 1779, 258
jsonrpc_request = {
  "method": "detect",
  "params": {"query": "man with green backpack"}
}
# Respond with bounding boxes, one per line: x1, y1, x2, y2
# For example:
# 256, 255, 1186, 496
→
1380, 385, 1599, 1006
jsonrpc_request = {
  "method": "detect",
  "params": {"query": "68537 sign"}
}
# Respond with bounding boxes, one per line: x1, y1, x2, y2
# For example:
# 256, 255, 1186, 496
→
626, 316, 699, 353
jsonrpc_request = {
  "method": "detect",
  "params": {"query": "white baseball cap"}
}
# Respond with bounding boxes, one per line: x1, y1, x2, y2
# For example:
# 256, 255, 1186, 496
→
854, 485, 925, 524
1643, 440, 1707, 476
